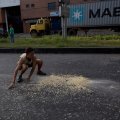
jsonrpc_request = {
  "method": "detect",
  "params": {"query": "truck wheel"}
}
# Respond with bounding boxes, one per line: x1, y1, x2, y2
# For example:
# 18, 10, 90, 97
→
30, 30, 37, 37
68, 29, 77, 36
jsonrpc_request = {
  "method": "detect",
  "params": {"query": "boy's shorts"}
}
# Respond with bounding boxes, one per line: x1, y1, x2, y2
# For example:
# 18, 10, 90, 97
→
27, 63, 33, 68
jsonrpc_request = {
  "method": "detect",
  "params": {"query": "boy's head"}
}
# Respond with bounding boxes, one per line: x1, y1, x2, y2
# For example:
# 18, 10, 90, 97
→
9, 24, 13, 27
25, 47, 34, 58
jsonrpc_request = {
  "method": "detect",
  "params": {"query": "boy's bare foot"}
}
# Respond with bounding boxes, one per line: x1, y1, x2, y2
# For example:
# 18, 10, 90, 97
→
8, 83, 15, 89
37, 71, 47, 75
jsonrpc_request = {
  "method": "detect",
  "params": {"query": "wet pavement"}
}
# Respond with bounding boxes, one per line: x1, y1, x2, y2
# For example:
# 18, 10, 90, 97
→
0, 54, 120, 120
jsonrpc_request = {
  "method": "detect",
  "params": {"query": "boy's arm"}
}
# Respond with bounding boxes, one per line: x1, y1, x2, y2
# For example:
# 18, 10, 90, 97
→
13, 58, 24, 83
8, 58, 24, 89
28, 58, 36, 81
12, 64, 21, 84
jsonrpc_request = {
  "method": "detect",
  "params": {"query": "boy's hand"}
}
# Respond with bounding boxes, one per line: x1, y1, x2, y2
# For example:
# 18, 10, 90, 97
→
8, 83, 15, 89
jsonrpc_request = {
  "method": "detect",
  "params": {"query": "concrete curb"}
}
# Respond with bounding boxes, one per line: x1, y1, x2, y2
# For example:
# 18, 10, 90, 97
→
0, 48, 120, 54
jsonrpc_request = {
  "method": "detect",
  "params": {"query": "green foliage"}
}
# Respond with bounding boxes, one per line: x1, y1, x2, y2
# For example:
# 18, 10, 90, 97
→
0, 35, 120, 48
0, 38, 8, 43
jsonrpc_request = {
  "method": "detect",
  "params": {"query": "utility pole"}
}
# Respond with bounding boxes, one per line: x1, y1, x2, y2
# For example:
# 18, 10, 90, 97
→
61, 4, 67, 38
5, 8, 9, 32
58, 0, 70, 38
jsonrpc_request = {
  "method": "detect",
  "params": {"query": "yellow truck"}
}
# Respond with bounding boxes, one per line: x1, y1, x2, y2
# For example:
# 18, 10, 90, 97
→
30, 18, 50, 37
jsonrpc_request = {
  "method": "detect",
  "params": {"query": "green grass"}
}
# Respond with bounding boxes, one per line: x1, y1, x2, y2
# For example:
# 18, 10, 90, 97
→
1, 34, 120, 48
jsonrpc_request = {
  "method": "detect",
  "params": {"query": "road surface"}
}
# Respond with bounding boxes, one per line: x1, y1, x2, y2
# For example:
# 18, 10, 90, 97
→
0, 53, 120, 120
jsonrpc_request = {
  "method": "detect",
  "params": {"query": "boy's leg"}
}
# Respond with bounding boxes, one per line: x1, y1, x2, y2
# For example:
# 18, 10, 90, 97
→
36, 59, 43, 71
12, 35, 14, 43
10, 35, 12, 43
36, 59, 46, 75
18, 64, 28, 82
11, 34, 14, 43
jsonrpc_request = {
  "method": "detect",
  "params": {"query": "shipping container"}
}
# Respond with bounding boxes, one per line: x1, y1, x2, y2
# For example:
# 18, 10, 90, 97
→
67, 0, 120, 35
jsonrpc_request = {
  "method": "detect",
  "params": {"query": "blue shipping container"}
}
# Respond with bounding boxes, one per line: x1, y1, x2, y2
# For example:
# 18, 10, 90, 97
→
67, 0, 120, 27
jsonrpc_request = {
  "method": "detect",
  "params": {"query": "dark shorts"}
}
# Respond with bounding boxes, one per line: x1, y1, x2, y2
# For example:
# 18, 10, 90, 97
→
27, 63, 33, 68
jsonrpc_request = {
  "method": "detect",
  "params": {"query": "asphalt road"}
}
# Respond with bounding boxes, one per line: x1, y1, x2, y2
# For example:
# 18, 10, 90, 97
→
0, 53, 120, 120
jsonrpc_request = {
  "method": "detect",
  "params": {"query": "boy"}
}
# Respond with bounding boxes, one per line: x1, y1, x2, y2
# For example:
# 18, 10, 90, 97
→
9, 47, 46, 89
9, 24, 14, 43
